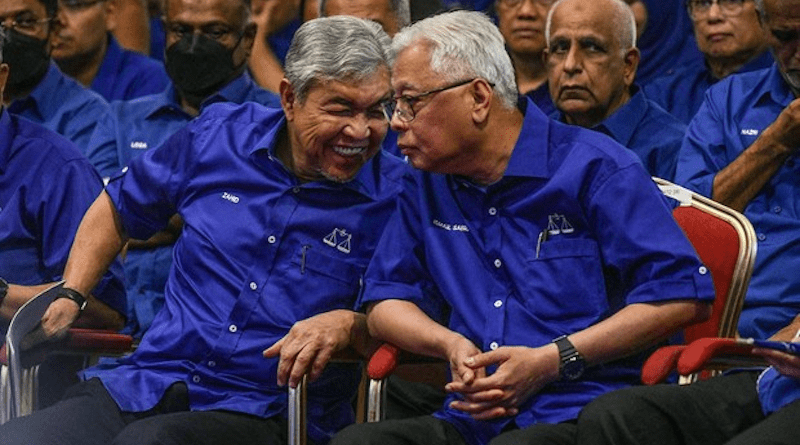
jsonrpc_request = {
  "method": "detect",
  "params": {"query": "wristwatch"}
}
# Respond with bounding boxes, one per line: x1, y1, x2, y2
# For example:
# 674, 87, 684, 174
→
554, 335, 585, 381
56, 287, 88, 312
0, 277, 8, 303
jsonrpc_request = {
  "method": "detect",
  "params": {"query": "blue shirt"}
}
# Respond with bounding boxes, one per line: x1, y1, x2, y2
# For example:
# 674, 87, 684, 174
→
643, 51, 773, 124
675, 65, 800, 340
636, 0, 704, 85
91, 35, 170, 102
0, 109, 125, 315
555, 87, 686, 181
82, 102, 408, 444
360, 99, 715, 445
84, 72, 280, 337
525, 81, 556, 116
8, 62, 110, 156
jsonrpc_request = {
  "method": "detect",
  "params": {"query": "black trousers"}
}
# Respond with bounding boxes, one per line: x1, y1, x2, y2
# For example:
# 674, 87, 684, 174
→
576, 371, 800, 445
0, 378, 288, 445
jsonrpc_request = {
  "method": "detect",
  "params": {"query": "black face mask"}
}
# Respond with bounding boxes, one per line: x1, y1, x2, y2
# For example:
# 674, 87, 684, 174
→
3, 29, 50, 97
165, 33, 244, 99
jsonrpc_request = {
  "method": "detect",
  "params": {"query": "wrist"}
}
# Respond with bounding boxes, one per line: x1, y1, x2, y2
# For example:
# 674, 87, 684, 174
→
0, 277, 8, 303
56, 287, 88, 312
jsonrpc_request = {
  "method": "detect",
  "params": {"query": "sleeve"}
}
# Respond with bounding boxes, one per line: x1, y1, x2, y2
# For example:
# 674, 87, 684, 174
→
86, 111, 121, 179
586, 163, 716, 306
358, 172, 448, 321
674, 87, 729, 198
104, 121, 196, 241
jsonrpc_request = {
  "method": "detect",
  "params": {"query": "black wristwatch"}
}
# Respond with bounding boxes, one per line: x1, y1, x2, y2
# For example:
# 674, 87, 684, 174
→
56, 287, 88, 312
554, 335, 585, 381
0, 277, 8, 302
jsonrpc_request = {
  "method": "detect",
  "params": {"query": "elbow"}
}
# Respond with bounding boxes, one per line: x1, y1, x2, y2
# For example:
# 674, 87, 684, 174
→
684, 301, 712, 327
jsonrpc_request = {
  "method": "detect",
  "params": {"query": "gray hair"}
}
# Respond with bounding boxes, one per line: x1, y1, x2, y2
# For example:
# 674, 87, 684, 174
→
546, 0, 637, 53
284, 16, 392, 102
319, 0, 411, 28
753, 0, 767, 21
391, 10, 518, 109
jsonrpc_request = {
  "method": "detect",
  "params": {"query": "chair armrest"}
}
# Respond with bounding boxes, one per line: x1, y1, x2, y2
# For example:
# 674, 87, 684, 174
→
677, 337, 767, 375
0, 328, 134, 368
367, 343, 400, 380
641, 345, 686, 385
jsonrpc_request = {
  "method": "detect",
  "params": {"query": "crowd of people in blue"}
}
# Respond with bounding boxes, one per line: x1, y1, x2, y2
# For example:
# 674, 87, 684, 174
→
0, 0, 798, 444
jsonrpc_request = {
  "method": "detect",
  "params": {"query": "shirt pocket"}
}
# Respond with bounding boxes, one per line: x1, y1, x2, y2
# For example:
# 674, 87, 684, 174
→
289, 247, 366, 311
523, 238, 608, 324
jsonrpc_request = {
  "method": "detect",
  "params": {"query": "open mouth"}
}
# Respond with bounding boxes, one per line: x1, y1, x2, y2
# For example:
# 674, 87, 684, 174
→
332, 145, 367, 156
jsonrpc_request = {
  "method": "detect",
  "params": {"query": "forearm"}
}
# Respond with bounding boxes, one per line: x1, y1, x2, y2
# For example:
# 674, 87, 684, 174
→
127, 214, 183, 250
248, 32, 284, 93
1, 283, 53, 320
110, 0, 150, 55
769, 314, 800, 341
712, 133, 793, 212
568, 300, 710, 366
366, 299, 465, 360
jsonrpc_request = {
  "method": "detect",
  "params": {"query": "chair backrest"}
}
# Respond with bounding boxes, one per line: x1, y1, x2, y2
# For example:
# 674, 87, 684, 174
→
654, 178, 757, 341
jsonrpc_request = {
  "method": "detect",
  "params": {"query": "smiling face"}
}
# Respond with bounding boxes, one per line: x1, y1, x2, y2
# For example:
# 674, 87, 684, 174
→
692, 0, 766, 61
281, 68, 391, 183
545, 0, 637, 128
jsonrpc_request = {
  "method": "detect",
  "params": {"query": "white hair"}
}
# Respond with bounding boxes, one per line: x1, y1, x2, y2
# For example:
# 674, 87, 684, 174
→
546, 0, 637, 53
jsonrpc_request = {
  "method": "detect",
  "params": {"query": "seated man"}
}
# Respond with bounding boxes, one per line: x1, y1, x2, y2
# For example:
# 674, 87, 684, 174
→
332, 10, 714, 445
546, 0, 687, 181
643, 0, 772, 124
1, 0, 111, 155
0, 15, 406, 445
572, 0, 800, 443
0, 27, 126, 405
86, 0, 280, 337
51, 0, 170, 101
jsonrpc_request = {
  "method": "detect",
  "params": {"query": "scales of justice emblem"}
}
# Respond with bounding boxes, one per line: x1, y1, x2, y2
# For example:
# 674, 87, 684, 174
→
546, 214, 574, 236
323, 228, 352, 254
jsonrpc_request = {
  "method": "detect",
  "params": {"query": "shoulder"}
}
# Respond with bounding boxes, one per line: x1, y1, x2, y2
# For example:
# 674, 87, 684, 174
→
11, 115, 99, 174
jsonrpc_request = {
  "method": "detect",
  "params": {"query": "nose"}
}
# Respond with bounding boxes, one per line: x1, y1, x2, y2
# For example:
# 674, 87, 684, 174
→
344, 113, 371, 139
563, 45, 582, 74
706, 1, 724, 21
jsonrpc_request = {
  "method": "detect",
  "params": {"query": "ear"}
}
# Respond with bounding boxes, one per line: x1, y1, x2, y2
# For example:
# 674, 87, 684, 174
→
105, 0, 118, 31
623, 47, 640, 87
470, 78, 494, 124
0, 63, 8, 97
280, 78, 297, 121
241, 22, 257, 55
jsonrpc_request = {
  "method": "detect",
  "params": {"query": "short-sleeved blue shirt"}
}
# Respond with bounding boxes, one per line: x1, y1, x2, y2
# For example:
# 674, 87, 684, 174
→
8, 62, 110, 156
554, 87, 686, 181
360, 99, 715, 445
0, 109, 125, 315
525, 81, 556, 116
90, 35, 170, 102
82, 102, 408, 444
675, 65, 800, 340
643, 51, 773, 124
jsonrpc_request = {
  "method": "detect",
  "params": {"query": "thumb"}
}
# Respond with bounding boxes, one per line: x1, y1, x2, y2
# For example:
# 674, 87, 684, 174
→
464, 350, 502, 369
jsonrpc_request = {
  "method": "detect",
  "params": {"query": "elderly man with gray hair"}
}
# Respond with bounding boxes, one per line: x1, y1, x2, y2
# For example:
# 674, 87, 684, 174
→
331, 8, 714, 445
545, 0, 687, 181
0, 15, 408, 445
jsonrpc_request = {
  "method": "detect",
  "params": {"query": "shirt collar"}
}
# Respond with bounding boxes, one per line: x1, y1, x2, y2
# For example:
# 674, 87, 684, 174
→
247, 109, 384, 201
0, 108, 12, 173
765, 63, 796, 108
8, 61, 63, 121
593, 85, 646, 146
502, 96, 551, 179
143, 72, 259, 120
91, 34, 122, 92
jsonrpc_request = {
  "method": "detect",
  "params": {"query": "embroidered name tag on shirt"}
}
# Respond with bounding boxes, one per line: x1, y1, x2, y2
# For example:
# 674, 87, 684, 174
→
741, 129, 759, 136
221, 192, 240, 203
432, 219, 469, 232
130, 141, 148, 149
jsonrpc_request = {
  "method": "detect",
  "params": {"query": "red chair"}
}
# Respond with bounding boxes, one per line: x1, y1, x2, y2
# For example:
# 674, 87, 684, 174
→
640, 178, 757, 385
0, 282, 134, 423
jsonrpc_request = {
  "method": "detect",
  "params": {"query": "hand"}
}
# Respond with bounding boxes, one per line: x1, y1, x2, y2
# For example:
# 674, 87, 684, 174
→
762, 98, 800, 153
754, 335, 800, 379
251, 0, 300, 35
263, 309, 357, 388
445, 345, 560, 420
40, 297, 81, 339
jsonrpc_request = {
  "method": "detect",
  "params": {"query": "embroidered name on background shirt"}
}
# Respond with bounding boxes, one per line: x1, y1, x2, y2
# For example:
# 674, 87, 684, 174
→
432, 219, 469, 232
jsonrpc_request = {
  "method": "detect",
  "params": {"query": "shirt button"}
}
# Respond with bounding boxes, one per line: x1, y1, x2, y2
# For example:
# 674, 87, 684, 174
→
757, 233, 766, 241
293, 187, 300, 194
208, 361, 216, 368
494, 259, 502, 268
774, 206, 782, 214
229, 324, 238, 333
250, 282, 257, 290
267, 235, 276, 244
489, 342, 499, 350
698, 266, 707, 275
192, 375, 201, 383
493, 299, 503, 308
488, 207, 497, 216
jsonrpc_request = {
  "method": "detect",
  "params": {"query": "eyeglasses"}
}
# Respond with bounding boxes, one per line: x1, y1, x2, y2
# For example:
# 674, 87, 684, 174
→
496, 0, 557, 9
386, 78, 486, 123
686, 0, 747, 19
163, 20, 242, 44
0, 12, 52, 35
59, 0, 106, 12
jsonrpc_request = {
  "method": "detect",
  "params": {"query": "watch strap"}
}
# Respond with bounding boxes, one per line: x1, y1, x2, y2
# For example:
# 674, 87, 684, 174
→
56, 287, 88, 312
0, 277, 8, 302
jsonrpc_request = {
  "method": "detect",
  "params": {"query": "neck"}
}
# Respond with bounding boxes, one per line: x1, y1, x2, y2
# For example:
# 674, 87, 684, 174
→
55, 42, 107, 88
511, 51, 547, 94
565, 89, 631, 129
466, 108, 525, 185
706, 47, 767, 80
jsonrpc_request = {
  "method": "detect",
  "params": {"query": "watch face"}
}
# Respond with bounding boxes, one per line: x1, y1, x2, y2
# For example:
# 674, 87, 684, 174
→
562, 357, 584, 380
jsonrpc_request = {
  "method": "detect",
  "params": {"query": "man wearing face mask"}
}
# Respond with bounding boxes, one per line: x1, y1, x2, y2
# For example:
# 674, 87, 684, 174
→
1, 0, 111, 155
85, 0, 279, 338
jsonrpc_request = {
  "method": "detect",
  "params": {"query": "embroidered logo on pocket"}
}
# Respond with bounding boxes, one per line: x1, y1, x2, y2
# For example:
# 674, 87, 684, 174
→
323, 228, 352, 254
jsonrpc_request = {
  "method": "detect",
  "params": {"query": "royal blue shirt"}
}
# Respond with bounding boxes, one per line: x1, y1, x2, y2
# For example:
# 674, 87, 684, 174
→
675, 65, 800, 340
8, 62, 110, 156
554, 87, 686, 181
643, 51, 773, 124
84, 72, 280, 337
82, 102, 408, 444
91, 35, 170, 102
0, 109, 125, 315
525, 81, 556, 116
636, 0, 703, 85
360, 99, 715, 445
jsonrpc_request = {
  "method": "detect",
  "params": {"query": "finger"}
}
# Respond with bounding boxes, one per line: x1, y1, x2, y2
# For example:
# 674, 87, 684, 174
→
276, 340, 305, 387
447, 372, 505, 394
448, 398, 506, 416
464, 350, 504, 369
471, 406, 518, 421
287, 343, 319, 388
445, 386, 504, 403
263, 337, 285, 358
307, 345, 334, 383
